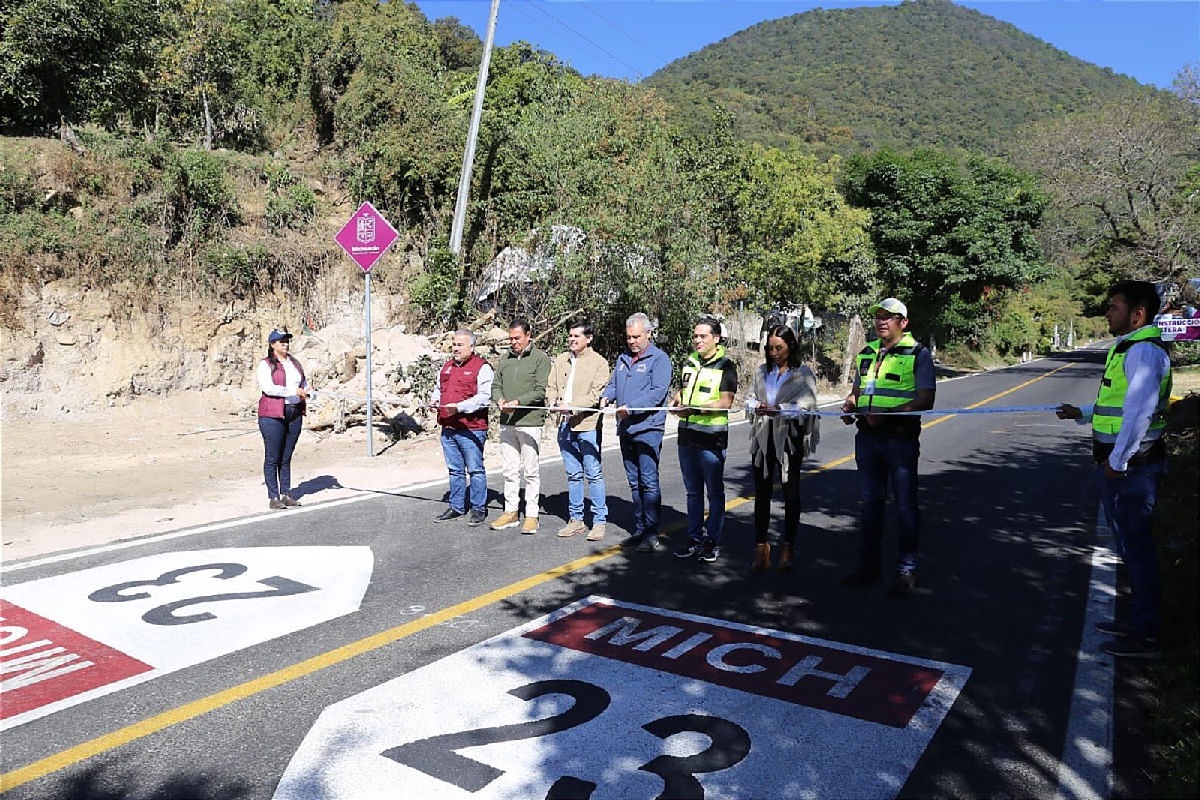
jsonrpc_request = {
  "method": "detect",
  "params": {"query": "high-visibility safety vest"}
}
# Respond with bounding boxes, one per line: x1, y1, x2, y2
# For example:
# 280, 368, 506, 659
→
678, 345, 733, 436
855, 333, 923, 412
1092, 326, 1172, 453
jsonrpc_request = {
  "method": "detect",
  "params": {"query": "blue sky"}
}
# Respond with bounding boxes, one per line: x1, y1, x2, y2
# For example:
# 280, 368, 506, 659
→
412, 0, 1198, 90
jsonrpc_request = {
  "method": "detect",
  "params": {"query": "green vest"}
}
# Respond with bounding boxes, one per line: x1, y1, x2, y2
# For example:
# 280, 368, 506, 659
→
679, 345, 732, 435
1092, 326, 1171, 450
855, 333, 922, 412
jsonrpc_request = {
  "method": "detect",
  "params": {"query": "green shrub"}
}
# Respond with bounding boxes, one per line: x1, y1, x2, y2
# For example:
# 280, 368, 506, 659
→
200, 244, 269, 296
163, 150, 241, 246
388, 354, 438, 400
410, 244, 464, 326
0, 156, 37, 213
112, 134, 171, 198
1170, 341, 1200, 369
262, 160, 316, 232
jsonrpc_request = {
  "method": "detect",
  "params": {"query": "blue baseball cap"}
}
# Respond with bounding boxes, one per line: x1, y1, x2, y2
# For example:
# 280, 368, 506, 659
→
268, 329, 292, 343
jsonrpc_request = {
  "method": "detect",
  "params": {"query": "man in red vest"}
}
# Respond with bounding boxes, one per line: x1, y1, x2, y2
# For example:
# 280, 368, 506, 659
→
430, 330, 494, 525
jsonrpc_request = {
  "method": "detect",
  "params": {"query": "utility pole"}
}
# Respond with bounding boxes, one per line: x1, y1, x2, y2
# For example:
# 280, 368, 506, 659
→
449, 0, 501, 256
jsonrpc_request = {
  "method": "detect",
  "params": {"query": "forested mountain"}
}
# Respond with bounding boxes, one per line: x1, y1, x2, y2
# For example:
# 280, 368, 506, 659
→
1, 0, 1194, 364
644, 0, 1156, 155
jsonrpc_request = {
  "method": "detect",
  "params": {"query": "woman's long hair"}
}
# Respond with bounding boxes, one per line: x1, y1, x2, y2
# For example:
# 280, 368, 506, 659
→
763, 324, 803, 369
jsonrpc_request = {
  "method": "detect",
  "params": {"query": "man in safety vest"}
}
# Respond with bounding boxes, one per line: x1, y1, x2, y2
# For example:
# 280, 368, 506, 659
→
840, 298, 936, 594
670, 318, 739, 564
1057, 280, 1172, 659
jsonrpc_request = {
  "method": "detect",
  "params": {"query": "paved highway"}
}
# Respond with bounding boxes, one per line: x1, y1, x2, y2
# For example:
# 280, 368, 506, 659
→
1, 348, 1122, 799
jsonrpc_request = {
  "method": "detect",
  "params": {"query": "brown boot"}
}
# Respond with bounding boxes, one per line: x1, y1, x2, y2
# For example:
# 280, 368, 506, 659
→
778, 543, 794, 573
751, 543, 771, 574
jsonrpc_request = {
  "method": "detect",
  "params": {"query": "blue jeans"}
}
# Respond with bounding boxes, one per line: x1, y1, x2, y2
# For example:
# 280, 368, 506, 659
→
259, 411, 303, 499
855, 432, 920, 570
619, 429, 663, 537
1097, 461, 1165, 637
558, 425, 607, 524
441, 428, 487, 513
678, 441, 727, 545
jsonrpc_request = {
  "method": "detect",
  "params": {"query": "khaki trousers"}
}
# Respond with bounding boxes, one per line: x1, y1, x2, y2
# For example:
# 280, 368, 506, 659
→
499, 424, 542, 516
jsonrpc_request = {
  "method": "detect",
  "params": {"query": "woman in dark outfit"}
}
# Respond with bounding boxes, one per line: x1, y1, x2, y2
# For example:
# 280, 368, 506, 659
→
746, 325, 819, 572
256, 329, 309, 509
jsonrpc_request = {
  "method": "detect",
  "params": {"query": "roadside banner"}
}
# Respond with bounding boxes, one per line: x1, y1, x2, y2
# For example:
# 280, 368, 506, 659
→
1154, 314, 1200, 342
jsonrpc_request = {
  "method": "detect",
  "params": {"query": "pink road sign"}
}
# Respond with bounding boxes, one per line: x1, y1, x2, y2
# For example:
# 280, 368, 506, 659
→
335, 202, 399, 272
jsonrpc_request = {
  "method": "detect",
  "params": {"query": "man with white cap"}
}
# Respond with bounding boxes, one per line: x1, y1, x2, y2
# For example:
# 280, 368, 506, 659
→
840, 298, 936, 593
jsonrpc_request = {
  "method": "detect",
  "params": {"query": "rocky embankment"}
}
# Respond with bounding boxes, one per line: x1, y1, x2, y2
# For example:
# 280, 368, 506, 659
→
0, 280, 515, 433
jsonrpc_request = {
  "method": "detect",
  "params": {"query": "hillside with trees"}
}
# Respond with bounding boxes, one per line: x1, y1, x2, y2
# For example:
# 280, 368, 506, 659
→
0, 0, 1195, 380
644, 0, 1157, 156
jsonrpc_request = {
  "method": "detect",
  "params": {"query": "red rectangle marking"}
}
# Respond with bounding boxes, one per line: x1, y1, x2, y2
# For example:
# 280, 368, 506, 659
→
0, 600, 153, 720
524, 603, 943, 728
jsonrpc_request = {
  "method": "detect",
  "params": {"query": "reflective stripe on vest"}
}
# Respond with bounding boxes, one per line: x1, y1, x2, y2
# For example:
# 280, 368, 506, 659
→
1092, 326, 1171, 445
855, 333, 921, 411
679, 346, 731, 434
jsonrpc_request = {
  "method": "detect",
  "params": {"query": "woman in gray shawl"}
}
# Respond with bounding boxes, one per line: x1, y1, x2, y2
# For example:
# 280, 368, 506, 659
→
746, 324, 820, 572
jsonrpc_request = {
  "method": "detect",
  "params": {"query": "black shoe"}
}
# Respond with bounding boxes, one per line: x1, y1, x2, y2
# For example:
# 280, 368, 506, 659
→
635, 536, 663, 553
698, 543, 719, 563
467, 509, 487, 527
280, 495, 301, 507
887, 568, 916, 595
620, 533, 645, 548
269, 498, 286, 510
1095, 619, 1131, 637
674, 541, 702, 559
434, 508, 465, 522
1101, 636, 1161, 659
841, 566, 881, 587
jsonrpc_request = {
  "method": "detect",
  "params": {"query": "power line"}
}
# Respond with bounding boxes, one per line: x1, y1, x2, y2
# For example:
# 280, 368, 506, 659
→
576, 0, 670, 72
509, 0, 649, 80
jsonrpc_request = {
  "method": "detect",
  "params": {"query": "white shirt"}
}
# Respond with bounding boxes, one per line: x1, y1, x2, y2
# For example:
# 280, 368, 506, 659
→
744, 367, 803, 419
256, 357, 306, 404
562, 352, 578, 408
1077, 326, 1172, 471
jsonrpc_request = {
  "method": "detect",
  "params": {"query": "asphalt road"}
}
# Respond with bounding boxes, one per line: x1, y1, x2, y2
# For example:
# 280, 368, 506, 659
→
1, 348, 1124, 800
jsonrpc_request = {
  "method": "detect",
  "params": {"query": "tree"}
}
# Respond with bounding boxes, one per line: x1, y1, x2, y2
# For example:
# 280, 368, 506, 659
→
839, 148, 1049, 346
313, 0, 465, 234
731, 145, 874, 312
1019, 91, 1199, 297
157, 0, 250, 149
0, 0, 162, 132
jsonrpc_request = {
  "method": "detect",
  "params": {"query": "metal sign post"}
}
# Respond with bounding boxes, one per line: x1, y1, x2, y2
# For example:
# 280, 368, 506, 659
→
335, 202, 399, 456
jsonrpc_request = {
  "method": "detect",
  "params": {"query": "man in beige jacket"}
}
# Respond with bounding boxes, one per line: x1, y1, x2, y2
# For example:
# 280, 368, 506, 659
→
547, 320, 612, 541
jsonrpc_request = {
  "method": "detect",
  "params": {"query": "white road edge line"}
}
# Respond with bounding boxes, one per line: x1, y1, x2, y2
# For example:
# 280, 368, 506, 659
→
1054, 506, 1117, 800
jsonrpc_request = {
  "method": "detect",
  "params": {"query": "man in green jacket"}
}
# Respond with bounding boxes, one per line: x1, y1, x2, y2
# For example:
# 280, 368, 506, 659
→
491, 319, 551, 534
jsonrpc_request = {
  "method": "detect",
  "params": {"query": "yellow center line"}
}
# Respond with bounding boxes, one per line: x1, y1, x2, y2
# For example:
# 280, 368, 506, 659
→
921, 360, 1079, 430
2, 359, 1079, 791
0, 549, 621, 792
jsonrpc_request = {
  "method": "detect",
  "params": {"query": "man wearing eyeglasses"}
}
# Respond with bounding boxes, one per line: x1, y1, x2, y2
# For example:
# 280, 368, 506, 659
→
840, 298, 936, 594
